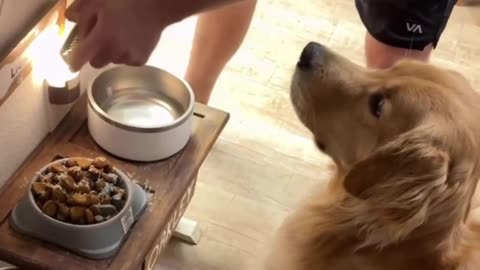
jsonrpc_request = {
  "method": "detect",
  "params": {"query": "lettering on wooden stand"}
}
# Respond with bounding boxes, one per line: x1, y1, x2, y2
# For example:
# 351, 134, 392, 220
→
143, 178, 196, 270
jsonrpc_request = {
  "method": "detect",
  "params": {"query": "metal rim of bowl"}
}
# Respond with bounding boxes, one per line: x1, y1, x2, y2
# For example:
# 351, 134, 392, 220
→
28, 158, 133, 230
87, 65, 195, 134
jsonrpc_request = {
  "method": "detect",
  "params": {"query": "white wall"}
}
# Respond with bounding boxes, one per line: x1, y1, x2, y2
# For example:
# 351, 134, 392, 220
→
0, 62, 106, 187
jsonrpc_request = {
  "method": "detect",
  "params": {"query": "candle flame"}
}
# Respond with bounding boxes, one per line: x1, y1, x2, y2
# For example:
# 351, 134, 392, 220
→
27, 22, 78, 88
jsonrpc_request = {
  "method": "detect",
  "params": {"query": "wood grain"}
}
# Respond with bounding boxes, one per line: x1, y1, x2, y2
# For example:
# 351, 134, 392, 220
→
149, 0, 480, 269
0, 92, 229, 270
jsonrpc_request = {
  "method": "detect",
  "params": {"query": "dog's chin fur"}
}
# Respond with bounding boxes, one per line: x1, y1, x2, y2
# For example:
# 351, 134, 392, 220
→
266, 45, 480, 270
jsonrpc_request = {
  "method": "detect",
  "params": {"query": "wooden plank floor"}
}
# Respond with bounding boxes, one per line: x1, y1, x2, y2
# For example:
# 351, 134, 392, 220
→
146, 1, 480, 269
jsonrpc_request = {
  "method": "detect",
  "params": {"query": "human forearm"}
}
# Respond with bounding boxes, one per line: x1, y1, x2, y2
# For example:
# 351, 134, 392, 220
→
64, 0, 246, 71
156, 0, 247, 25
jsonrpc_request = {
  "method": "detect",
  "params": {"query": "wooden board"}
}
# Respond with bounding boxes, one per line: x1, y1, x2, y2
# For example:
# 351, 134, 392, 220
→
0, 92, 229, 270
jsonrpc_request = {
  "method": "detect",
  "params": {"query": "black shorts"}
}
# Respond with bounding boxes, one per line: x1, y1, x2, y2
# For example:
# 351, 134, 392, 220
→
355, 0, 457, 50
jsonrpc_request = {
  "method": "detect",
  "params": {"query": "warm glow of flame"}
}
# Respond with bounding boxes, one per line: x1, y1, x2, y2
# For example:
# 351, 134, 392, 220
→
27, 22, 78, 88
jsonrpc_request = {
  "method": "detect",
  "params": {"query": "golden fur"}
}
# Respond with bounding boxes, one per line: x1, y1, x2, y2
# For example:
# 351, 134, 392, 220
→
266, 43, 480, 270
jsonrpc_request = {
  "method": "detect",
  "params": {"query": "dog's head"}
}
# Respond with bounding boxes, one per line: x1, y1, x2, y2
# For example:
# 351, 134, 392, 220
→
291, 42, 480, 247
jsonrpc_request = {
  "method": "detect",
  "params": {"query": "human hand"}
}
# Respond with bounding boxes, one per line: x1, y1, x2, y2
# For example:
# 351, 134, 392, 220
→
65, 0, 167, 71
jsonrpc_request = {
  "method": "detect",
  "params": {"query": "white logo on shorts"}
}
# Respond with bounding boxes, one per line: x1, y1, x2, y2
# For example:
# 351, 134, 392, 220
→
406, 22, 423, 34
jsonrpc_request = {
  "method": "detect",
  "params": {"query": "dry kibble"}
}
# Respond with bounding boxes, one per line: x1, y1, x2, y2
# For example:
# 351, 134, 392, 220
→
102, 173, 118, 184
88, 166, 103, 178
57, 203, 70, 218
76, 159, 91, 170
50, 163, 67, 174
32, 182, 53, 203
88, 194, 101, 205
112, 193, 123, 201
114, 187, 126, 199
71, 193, 90, 206
70, 206, 85, 222
67, 166, 83, 181
92, 157, 110, 169
58, 174, 77, 192
66, 159, 77, 167
103, 183, 115, 194
77, 179, 91, 193
77, 184, 91, 194
85, 208, 94, 224
41, 172, 56, 183
90, 205, 101, 216
33, 157, 127, 225
65, 195, 75, 206
79, 178, 90, 186
42, 200, 57, 217
70, 193, 102, 206
95, 179, 106, 192
32, 182, 48, 196
52, 187, 67, 202
99, 193, 112, 204
38, 188, 52, 203
96, 204, 118, 216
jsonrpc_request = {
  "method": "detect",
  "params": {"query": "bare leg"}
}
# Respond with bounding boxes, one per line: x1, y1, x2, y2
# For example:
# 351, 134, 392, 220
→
364, 32, 434, 69
185, 0, 257, 104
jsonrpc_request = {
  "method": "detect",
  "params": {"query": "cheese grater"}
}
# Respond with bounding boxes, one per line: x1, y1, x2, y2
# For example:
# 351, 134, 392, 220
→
60, 24, 79, 72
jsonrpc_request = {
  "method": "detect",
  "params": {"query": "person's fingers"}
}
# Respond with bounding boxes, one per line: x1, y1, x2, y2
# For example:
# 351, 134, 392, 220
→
67, 0, 99, 38
77, 13, 97, 39
65, 0, 84, 22
68, 20, 105, 71
90, 45, 114, 69
129, 52, 150, 66
66, 0, 100, 22
128, 38, 159, 66
90, 55, 111, 69
112, 51, 130, 65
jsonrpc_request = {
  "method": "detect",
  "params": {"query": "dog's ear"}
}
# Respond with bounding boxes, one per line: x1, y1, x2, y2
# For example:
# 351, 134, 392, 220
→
344, 134, 450, 200
342, 131, 478, 248
342, 133, 458, 247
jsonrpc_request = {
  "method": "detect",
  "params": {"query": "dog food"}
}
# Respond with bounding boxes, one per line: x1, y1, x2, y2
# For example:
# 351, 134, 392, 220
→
31, 157, 127, 225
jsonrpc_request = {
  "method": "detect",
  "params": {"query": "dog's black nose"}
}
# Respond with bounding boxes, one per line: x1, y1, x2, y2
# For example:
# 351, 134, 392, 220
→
297, 42, 325, 69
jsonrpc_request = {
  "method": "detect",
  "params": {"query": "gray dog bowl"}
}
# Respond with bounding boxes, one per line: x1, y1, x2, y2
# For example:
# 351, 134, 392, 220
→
9, 158, 149, 260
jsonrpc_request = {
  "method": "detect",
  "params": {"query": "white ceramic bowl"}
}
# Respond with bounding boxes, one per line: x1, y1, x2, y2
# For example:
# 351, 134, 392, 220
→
87, 65, 195, 162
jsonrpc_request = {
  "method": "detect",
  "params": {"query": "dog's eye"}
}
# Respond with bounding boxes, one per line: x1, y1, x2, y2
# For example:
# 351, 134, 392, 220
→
368, 93, 385, 118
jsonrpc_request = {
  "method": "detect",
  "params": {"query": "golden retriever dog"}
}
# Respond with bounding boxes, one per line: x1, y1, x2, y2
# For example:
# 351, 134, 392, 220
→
266, 42, 480, 270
